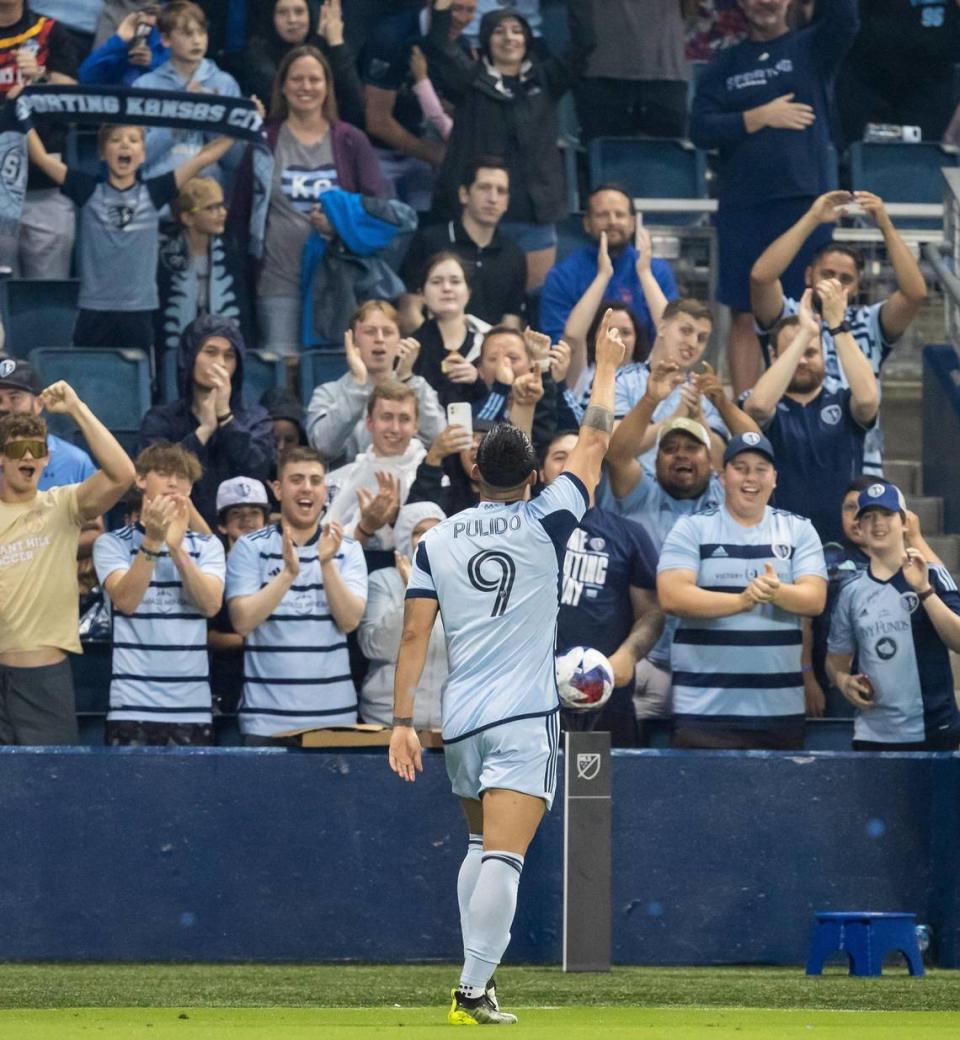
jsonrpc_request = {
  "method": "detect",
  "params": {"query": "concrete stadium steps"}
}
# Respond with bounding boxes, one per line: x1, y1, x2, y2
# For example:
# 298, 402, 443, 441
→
879, 376, 922, 462
906, 495, 944, 534
883, 459, 921, 495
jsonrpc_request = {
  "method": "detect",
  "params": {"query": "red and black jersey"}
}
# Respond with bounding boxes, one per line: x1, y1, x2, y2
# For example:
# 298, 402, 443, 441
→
0, 12, 77, 96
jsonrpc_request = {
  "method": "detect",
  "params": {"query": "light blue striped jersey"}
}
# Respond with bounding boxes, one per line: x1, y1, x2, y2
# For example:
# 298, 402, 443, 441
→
768, 298, 890, 474
226, 524, 368, 736
658, 505, 826, 726
93, 525, 225, 724
613, 362, 729, 471
828, 564, 960, 744
406, 472, 589, 743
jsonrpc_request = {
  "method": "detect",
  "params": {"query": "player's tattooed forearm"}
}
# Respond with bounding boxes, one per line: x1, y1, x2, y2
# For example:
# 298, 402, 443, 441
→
582, 406, 614, 434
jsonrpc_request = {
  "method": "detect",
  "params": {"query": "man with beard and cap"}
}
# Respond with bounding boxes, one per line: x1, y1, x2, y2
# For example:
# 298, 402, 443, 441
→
742, 280, 878, 545
358, 500, 448, 729
139, 314, 274, 527
426, 0, 596, 289
605, 356, 758, 729
657, 432, 827, 750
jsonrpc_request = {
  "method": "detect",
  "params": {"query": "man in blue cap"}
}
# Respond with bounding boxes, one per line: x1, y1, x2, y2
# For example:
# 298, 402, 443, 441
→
656, 431, 827, 749
826, 482, 960, 751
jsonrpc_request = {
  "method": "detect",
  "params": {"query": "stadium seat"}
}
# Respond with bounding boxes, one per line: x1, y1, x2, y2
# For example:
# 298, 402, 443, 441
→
161, 348, 287, 405
299, 349, 347, 406
849, 141, 960, 208
28, 347, 151, 445
587, 137, 708, 224
0, 279, 80, 357
242, 350, 287, 405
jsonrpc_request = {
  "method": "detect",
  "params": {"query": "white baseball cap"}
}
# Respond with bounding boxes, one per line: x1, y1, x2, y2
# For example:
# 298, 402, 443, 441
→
216, 476, 269, 515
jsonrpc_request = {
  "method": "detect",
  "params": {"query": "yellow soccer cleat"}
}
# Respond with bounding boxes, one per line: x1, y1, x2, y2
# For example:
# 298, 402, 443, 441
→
448, 987, 518, 1025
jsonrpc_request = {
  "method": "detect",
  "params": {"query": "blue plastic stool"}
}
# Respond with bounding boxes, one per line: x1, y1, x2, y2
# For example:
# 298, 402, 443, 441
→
806, 912, 924, 976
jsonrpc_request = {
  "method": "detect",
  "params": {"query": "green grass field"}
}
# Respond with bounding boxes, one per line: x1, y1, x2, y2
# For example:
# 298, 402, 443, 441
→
1, 964, 958, 1038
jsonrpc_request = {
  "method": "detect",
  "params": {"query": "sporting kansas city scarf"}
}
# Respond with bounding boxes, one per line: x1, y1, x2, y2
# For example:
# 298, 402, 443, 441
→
0, 84, 273, 258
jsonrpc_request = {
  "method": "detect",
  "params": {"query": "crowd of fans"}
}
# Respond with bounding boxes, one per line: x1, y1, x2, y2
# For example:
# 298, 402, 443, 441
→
1, 0, 959, 752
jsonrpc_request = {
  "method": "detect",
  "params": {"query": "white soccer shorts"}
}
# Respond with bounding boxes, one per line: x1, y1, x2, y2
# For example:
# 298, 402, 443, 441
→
444, 710, 561, 811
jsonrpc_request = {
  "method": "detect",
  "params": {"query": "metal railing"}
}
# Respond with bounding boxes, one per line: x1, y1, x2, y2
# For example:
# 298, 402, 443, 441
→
923, 168, 960, 351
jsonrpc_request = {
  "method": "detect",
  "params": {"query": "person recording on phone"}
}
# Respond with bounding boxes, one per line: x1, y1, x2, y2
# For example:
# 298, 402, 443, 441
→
826, 483, 960, 752
305, 300, 444, 469
79, 5, 166, 86
750, 188, 927, 476
742, 280, 878, 545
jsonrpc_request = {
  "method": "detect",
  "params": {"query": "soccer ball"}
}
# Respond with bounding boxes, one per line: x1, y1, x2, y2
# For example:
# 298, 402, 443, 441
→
555, 646, 615, 711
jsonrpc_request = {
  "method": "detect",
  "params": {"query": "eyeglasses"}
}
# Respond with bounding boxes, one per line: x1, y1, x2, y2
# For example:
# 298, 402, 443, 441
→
3, 439, 47, 459
191, 201, 227, 214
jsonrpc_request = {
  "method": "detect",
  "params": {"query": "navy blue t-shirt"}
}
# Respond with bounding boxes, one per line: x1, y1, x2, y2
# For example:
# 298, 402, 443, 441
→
360, 7, 424, 140
689, 0, 858, 205
556, 506, 658, 663
749, 386, 871, 545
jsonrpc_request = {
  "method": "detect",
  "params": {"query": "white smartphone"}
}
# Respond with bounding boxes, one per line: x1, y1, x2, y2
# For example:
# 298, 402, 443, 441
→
446, 402, 473, 437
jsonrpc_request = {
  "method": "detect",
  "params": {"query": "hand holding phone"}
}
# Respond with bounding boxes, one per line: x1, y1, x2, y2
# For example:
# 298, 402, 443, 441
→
446, 402, 473, 437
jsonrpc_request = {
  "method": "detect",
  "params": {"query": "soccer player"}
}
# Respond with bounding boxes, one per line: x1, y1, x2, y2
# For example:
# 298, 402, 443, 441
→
657, 432, 828, 750
226, 447, 367, 743
826, 483, 960, 751
93, 443, 225, 746
388, 311, 626, 1025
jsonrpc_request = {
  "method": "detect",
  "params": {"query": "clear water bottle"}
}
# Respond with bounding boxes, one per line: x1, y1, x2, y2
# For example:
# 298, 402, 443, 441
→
916, 924, 931, 961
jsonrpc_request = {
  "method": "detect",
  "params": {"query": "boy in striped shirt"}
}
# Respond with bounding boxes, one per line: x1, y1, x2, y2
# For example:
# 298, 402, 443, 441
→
93, 443, 225, 745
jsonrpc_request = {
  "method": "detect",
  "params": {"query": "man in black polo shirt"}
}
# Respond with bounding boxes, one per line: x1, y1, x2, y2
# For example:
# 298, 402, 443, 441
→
743, 278, 879, 545
400, 156, 526, 327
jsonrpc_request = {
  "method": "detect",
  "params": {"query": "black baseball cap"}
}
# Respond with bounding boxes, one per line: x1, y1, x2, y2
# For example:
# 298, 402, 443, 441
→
0, 358, 41, 395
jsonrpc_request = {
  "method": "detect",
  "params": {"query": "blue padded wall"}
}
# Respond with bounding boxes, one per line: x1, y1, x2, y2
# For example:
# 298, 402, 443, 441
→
0, 748, 954, 965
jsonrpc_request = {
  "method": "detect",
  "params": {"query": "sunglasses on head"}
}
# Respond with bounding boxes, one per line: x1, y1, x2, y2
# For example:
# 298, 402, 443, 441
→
3, 439, 47, 460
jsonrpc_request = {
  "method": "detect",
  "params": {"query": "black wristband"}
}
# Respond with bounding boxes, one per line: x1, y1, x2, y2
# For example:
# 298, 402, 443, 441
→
217, 411, 234, 423
827, 321, 850, 336
392, 716, 414, 728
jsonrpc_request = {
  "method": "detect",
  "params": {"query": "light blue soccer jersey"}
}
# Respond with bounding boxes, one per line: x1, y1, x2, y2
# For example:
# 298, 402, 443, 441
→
658, 505, 826, 726
226, 524, 368, 736
614, 362, 729, 471
828, 564, 960, 744
406, 472, 590, 743
94, 525, 225, 724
